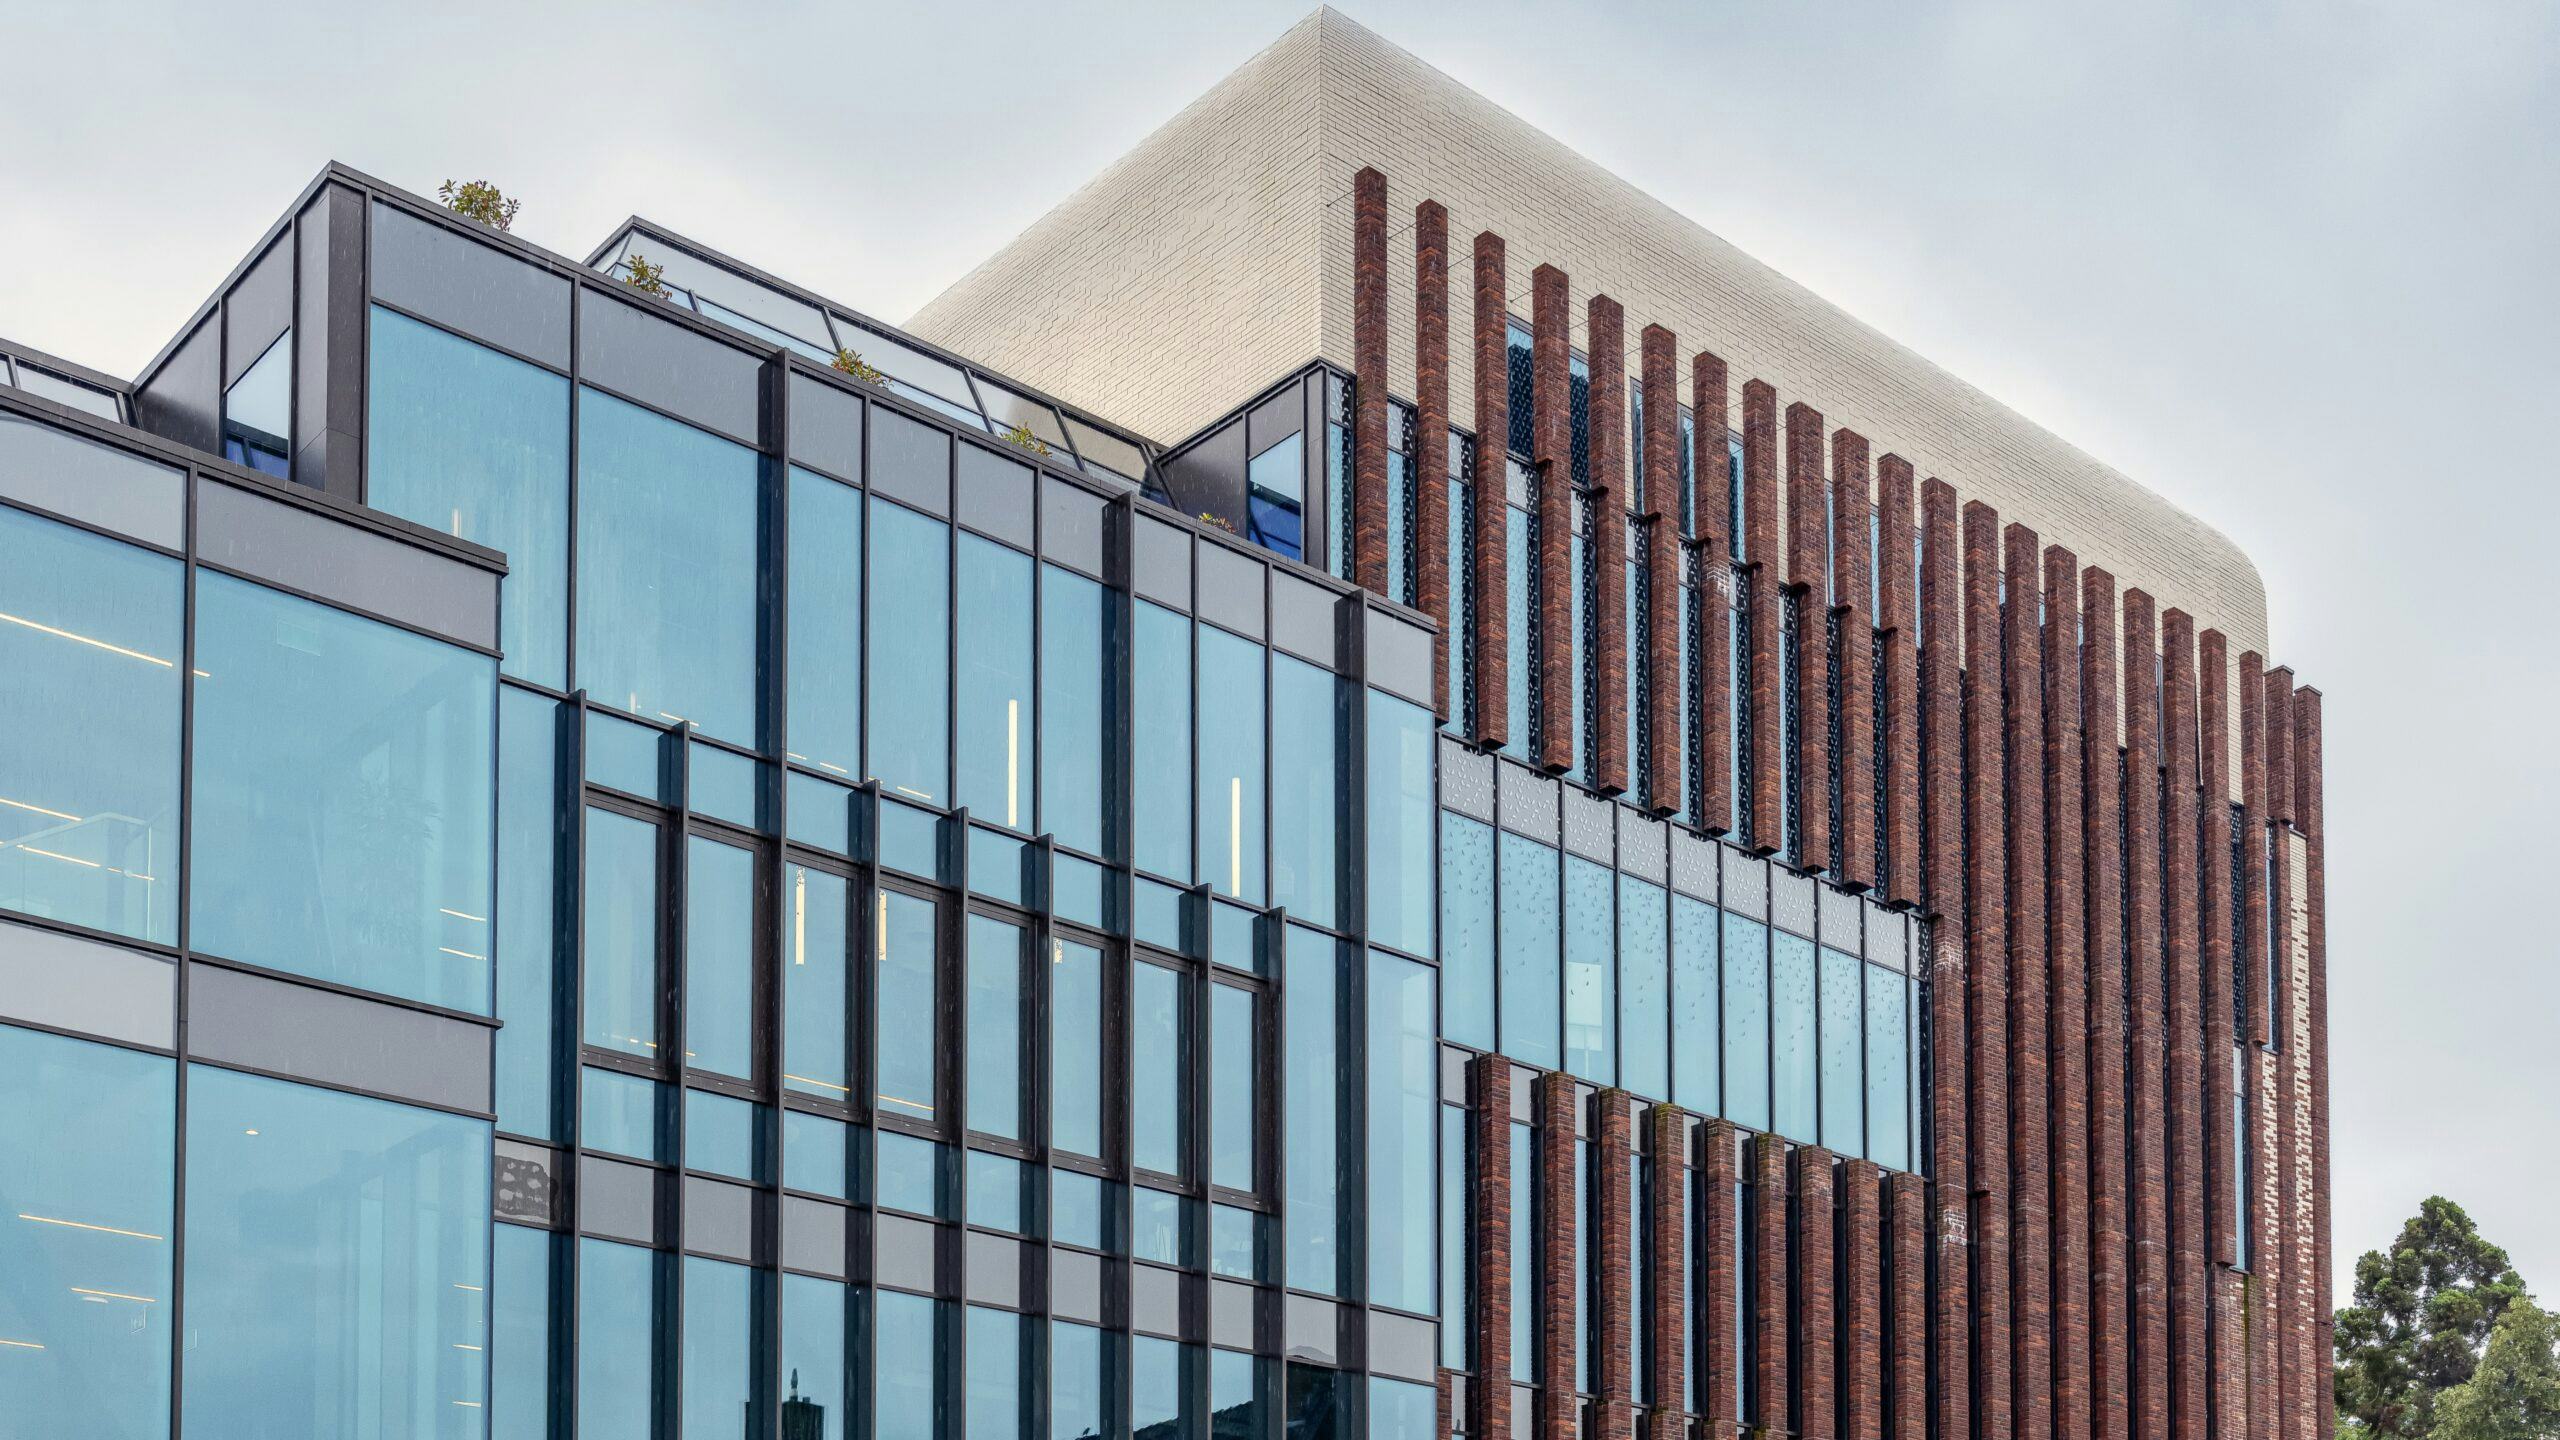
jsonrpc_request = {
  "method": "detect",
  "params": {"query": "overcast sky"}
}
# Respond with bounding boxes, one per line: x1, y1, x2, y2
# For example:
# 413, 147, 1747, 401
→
4, 0, 2553, 1300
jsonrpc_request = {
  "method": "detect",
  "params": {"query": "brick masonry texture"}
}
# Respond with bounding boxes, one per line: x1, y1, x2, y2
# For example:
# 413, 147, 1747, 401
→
2164, 608, 2209, 1440
1705, 1121, 1743, 1433
1588, 295, 1630, 797
2201, 628, 2239, 1269
1755, 1133, 1791, 1437
1833, 428, 1877, 892
2042, 544, 2093, 1440
1788, 400, 1834, 874
1414, 199, 1452, 721
1352, 166, 1391, 593
1532, 264, 1575, 776
2240, 652, 2269, 1049
1843, 1160, 1885, 1440
2002, 521, 2053, 1440
1596, 1094, 1635, 1440
1469, 231, 1510, 752
1537, 1072, 1578, 1440
1640, 326, 1682, 815
1743, 380, 1784, 852
1921, 479, 1964, 922
1889, 1172, 1929, 1440
2125, 589, 2172, 1440
1963, 499, 2014, 1440
1918, 477, 1972, 1440
1647, 1106, 1688, 1440
2081, 565, 2132, 1440
1472, 1057, 1514, 1440
1692, 352, 1734, 836
2297, 687, 2333, 1440
1879, 456, 1921, 909
1796, 1148, 1838, 1440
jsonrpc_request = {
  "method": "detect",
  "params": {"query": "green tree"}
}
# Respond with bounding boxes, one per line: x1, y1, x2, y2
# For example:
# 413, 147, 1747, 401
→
2335, 1196, 2528, 1437
2430, 1301, 2560, 1440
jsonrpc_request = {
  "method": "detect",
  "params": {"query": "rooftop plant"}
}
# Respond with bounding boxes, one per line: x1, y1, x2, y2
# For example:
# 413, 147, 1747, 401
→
620, 253, 669, 298
999, 424, 1052, 457
832, 348, 887, 385
437, 179, 520, 231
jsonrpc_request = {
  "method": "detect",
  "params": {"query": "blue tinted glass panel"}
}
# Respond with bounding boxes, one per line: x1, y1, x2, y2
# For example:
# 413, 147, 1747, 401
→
1246, 433, 1303, 560
1365, 691, 1435, 958
965, 1306, 1022, 1440
1722, 915, 1770, 1130
1368, 950, 1436, 1313
1866, 967, 1911, 1171
1133, 877, 1185, 952
1509, 1122, 1534, 1375
222, 330, 290, 475
1771, 933, 1817, 1143
785, 1109, 850, 1198
183, 1068, 490, 1432
876, 890, 939, 1123
1132, 1336, 1187, 1434
1132, 603, 1191, 880
966, 914, 1026, 1141
1371, 1376, 1436, 1438
490, 1224, 551, 1440
1050, 852, 1106, 930
1197, 626, 1265, 904
1619, 876, 1670, 1101
1050, 1172, 1107, 1252
1128, 1179, 1175, 1261
685, 1088, 761, 1180
869, 499, 951, 805
784, 863, 851, 1102
877, 1132, 948, 1217
1496, 833, 1561, 1070
1211, 1203, 1265, 1279
1211, 982, 1257, 1192
577, 387, 763, 744
1050, 937, 1104, 1158
1503, 511, 1530, 752
1563, 856, 1615, 1084
1213, 1350, 1269, 1436
686, 836, 755, 1078
782, 1275, 848, 1440
579, 1239, 659, 1437
682, 1257, 755, 1440
585, 708, 664, 799
1820, 947, 1865, 1157
1671, 894, 1721, 1117
1284, 924, 1339, 1293
192, 572, 497, 1011
875, 1291, 943, 1440
787, 466, 862, 780
1132, 960, 1187, 1178
1269, 654, 1340, 927
1051, 1321, 1106, 1440
1038, 566, 1107, 855
0, 507, 181, 945
964, 830, 1015, 908
495, 689, 559, 1137
367, 306, 570, 686
1441, 1104, 1468, 1368
582, 1066, 665, 1162
956, 533, 1034, 829
1439, 813, 1496, 1049
966, 1151, 1027, 1233
690, 741, 762, 829
0, 1025, 172, 1434
582, 808, 660, 1058
878, 800, 941, 880
788, 772, 853, 854
1444, 476, 1470, 726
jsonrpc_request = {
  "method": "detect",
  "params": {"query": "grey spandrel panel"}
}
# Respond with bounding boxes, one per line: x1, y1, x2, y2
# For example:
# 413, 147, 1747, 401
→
874, 1212, 941, 1295
184, 961, 493, 1116
1364, 608, 1433, 706
1819, 885, 1864, 952
1209, 1278, 1256, 1351
1440, 738, 1494, 822
965, 1231, 1025, 1309
578, 290, 765, 446
870, 407, 952, 516
1051, 1249, 1105, 1325
781, 1194, 849, 1279
1669, 828, 1717, 900
1770, 867, 1816, 939
1283, 1292, 1342, 1366
195, 477, 499, 650
0, 409, 184, 550
1561, 787, 1614, 863
1721, 844, 1768, 920
1268, 571, 1337, 668
1865, 905, 1909, 972
955, 441, 1035, 551
1039, 477, 1106, 577
223, 237, 294, 387
1618, 808, 1667, 883
0, 917, 174, 1049
136, 318, 219, 454
1368, 1310, 1438, 1383
1131, 1263, 1184, 1340
579, 1154, 661, 1246
370, 202, 571, 370
1133, 515, 1192, 609
684, 1174, 758, 1263
1195, 542, 1265, 641
494, 1139, 562, 1226
787, 371, 864, 482
1496, 760, 1557, 843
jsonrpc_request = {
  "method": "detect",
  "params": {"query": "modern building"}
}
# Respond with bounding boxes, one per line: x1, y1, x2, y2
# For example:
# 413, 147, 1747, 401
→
0, 9, 2331, 1440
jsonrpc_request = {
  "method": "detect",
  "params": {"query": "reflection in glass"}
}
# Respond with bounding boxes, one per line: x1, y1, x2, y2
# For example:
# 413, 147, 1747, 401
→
781, 1274, 848, 1439
1866, 967, 1912, 1171
1438, 813, 1495, 1050
1132, 603, 1190, 880
1210, 983, 1257, 1192
1196, 627, 1264, 904
783, 864, 851, 1101
1671, 894, 1721, 1117
578, 1239, 661, 1438
786, 467, 862, 778
1370, 1375, 1437, 1438
875, 890, 939, 1121
1281, 940, 1338, 1290
1051, 1320, 1106, 1440
1563, 856, 1615, 1084
1496, 833, 1561, 1071
682, 1256, 756, 1439
494, 688, 560, 1138
1268, 655, 1340, 927
1132, 960, 1187, 1178
1050, 938, 1104, 1158
1723, 914, 1771, 1131
1365, 692, 1435, 958
1038, 566, 1107, 855
868, 499, 950, 804
1820, 947, 1866, 1157
1619, 876, 1670, 1101
964, 1306, 1022, 1440
582, 809, 660, 1058
1246, 433, 1303, 560
1367, 950, 1437, 1314
686, 836, 756, 1077
875, 1290, 944, 1440
221, 329, 291, 477
490, 1223, 551, 1440
966, 914, 1026, 1141
1133, 1336, 1187, 1437
1771, 933, 1818, 1143
956, 534, 1034, 828
1212, 1349, 1268, 1436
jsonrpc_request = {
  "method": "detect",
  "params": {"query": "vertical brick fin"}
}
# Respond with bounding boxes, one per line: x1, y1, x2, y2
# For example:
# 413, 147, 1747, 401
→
1531, 264, 1575, 776
1693, 353, 1735, 836
1596, 1095, 1636, 1440
1843, 1160, 1885, 1440
1754, 1134, 1792, 1439
1588, 295, 1630, 797
1640, 326, 1682, 816
1537, 1073, 1579, 1440
1796, 1149, 1839, 1440
1414, 200, 1452, 722
2123, 589, 2171, 1440
2237, 650, 2268, 1048
1472, 1058, 1515, 1440
2042, 545, 2092, 1440
2001, 522, 2052, 1440
2266, 666, 2295, 832
2080, 568, 2131, 1440
1833, 429, 1877, 892
1878, 457, 1921, 909
2200, 630, 2238, 1270
1705, 1122, 1745, 1435
2162, 609, 2209, 1440
1649, 1107, 1691, 1440
2264, 671, 2303, 1440
1888, 1173, 1930, 1440
1351, 166, 1391, 594
1962, 499, 2014, 1440
2295, 686, 2333, 1440
2212, 1269, 2252, 1440
1470, 233, 1511, 752
1919, 479, 1963, 922
1787, 401, 1833, 873
1742, 381, 1784, 852
1439, 1370, 1453, 1440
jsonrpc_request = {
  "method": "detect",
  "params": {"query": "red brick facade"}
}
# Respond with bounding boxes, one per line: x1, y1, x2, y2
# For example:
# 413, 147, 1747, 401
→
1351, 166, 1391, 593
1693, 353, 1735, 838
1470, 231, 1510, 752
1640, 326, 1682, 816
1588, 295, 1630, 797
1414, 198, 1452, 722
1532, 264, 1575, 777
1832, 428, 1876, 893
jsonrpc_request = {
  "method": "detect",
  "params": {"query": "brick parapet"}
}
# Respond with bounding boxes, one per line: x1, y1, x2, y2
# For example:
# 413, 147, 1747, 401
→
2200, 629, 2239, 1269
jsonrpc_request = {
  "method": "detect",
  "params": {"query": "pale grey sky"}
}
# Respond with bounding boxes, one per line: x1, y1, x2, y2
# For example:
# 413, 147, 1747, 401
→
3, 0, 2553, 1300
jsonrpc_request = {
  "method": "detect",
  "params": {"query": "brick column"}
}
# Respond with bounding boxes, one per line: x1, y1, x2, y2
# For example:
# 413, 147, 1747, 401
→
2164, 610, 2209, 1440
1753, 1134, 1791, 1439
1473, 1058, 1515, 1440
1920, 479, 1963, 923
1889, 1173, 1929, 1440
1963, 500, 2013, 1440
1877, 456, 1920, 909
2043, 544, 2091, 1440
2296, 687, 2332, 1440
2266, 673, 2304, 1440
2213, 1268, 2251, 1440
2237, 652, 2275, 1440
1786, 400, 1832, 874
1352, 166, 1391, 593
1797, 1148, 1838, 1440
1640, 326, 1683, 816
1470, 233, 1511, 752
1917, 479, 1971, 1440
2125, 590, 2171, 1440
1414, 199, 1452, 721
1693, 353, 1734, 836
1537, 1072, 1579, 1440
1531, 264, 1575, 777
2082, 569, 2131, 1440
1741, 380, 1783, 852
2002, 522, 2052, 1440
1596, 1094, 1635, 1440
1832, 428, 1876, 892
1649, 1106, 1690, 1440
2240, 655, 2268, 1049
1843, 1160, 1884, 1440
1588, 295, 1630, 797
2201, 630, 2239, 1270
1704, 1122, 1744, 1437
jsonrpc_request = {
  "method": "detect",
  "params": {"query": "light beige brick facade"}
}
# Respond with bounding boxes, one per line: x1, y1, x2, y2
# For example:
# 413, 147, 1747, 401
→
907, 7, 2268, 652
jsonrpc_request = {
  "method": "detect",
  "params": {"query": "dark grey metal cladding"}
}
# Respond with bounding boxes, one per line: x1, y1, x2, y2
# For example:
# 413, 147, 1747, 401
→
578, 287, 767, 448
185, 961, 493, 1117
369, 199, 573, 370
195, 474, 500, 650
